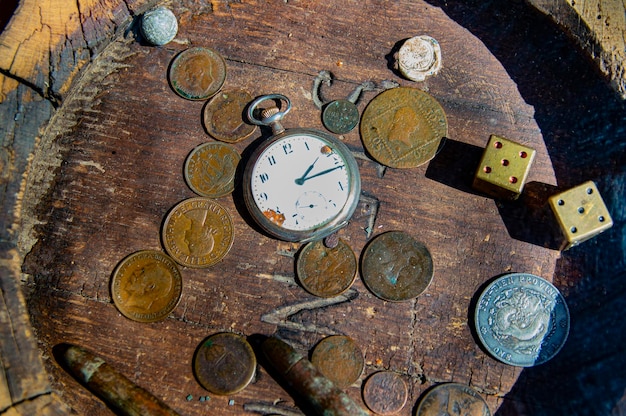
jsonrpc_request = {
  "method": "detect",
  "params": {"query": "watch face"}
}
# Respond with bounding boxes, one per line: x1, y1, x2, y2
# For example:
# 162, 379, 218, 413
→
247, 130, 359, 239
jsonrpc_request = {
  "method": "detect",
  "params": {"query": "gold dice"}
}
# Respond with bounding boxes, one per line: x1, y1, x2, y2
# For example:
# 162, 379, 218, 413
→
473, 135, 536, 200
548, 181, 613, 250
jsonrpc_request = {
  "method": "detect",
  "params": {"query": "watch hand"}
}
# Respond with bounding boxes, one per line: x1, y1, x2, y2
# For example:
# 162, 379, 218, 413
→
295, 157, 320, 185
297, 165, 344, 184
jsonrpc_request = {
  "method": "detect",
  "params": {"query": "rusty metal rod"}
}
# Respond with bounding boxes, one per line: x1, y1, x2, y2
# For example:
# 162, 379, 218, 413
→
261, 336, 369, 416
56, 343, 180, 416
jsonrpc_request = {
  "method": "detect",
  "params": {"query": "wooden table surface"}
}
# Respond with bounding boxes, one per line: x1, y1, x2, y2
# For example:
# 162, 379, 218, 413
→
1, 1, 625, 415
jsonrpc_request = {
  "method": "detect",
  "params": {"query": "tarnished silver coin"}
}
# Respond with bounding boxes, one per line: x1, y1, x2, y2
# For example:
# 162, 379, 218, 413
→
361, 231, 433, 302
322, 99, 360, 134
140, 6, 178, 46
474, 273, 570, 367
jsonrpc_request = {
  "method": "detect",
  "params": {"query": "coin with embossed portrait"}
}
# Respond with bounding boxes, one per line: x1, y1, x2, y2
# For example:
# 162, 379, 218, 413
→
311, 335, 363, 389
362, 371, 407, 415
111, 250, 182, 323
474, 273, 570, 367
361, 231, 433, 301
415, 383, 490, 416
360, 87, 447, 168
184, 142, 240, 198
322, 99, 360, 134
162, 197, 234, 268
296, 239, 357, 297
203, 88, 256, 142
168, 47, 227, 100
193, 332, 256, 395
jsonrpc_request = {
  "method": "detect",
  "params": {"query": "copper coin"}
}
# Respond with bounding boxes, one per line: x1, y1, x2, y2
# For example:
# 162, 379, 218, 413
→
162, 197, 234, 268
310, 335, 364, 389
296, 239, 357, 298
360, 87, 447, 168
323, 99, 360, 134
193, 332, 256, 395
111, 250, 182, 322
361, 231, 433, 301
362, 371, 407, 415
184, 142, 240, 198
168, 47, 227, 100
203, 88, 256, 142
415, 383, 491, 416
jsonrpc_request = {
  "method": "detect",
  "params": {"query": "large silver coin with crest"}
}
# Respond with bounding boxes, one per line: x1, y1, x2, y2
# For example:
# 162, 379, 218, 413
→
475, 273, 570, 367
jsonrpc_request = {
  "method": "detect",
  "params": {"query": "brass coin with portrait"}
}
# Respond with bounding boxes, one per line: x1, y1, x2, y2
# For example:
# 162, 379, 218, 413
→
193, 332, 256, 395
168, 47, 227, 100
184, 142, 240, 198
203, 88, 256, 143
162, 197, 234, 268
310, 335, 364, 389
111, 250, 182, 323
296, 239, 357, 298
361, 231, 433, 301
360, 87, 447, 168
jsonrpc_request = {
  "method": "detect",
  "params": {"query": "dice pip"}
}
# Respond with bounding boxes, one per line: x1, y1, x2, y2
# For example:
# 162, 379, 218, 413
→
548, 181, 613, 250
473, 135, 536, 200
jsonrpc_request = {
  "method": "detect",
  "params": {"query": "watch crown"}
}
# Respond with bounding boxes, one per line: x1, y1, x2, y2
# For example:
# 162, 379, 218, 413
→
261, 107, 280, 120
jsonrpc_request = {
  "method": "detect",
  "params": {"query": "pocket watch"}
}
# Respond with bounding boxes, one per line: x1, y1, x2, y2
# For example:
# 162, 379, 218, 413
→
243, 94, 361, 243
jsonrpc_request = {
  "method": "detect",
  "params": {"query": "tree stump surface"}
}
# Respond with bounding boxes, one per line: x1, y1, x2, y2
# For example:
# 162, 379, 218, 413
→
1, 1, 625, 416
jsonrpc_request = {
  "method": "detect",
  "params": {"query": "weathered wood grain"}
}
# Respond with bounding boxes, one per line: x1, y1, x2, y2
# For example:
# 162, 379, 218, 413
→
528, 0, 626, 99
1, 0, 625, 416
20, 1, 561, 415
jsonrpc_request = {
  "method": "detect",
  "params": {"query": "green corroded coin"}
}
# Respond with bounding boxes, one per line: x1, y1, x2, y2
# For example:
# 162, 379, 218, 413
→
322, 99, 360, 134
360, 231, 433, 301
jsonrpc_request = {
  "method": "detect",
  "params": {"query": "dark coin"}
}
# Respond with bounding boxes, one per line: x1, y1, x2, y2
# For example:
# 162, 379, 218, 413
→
168, 47, 227, 100
184, 142, 240, 197
322, 99, 360, 134
297, 239, 357, 297
310, 335, 364, 389
162, 197, 234, 268
111, 250, 182, 323
415, 383, 491, 416
360, 87, 447, 168
362, 371, 407, 415
193, 332, 256, 395
203, 89, 256, 142
474, 273, 570, 367
361, 231, 433, 301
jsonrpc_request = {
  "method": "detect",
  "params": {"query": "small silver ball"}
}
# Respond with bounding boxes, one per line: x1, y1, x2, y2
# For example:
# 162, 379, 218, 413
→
141, 6, 178, 46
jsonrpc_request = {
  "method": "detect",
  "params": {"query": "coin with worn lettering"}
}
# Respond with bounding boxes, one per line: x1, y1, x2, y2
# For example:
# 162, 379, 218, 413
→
184, 142, 240, 198
360, 87, 447, 168
361, 231, 433, 301
395, 35, 442, 82
415, 383, 490, 416
193, 332, 256, 395
323, 99, 360, 134
310, 335, 364, 389
168, 47, 227, 100
162, 197, 234, 268
362, 371, 407, 415
111, 250, 182, 323
296, 239, 357, 297
474, 273, 570, 367
203, 88, 256, 142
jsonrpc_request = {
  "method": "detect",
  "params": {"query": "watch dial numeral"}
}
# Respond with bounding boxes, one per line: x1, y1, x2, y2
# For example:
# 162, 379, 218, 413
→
259, 192, 268, 201
305, 142, 310, 151
268, 155, 277, 166
338, 181, 344, 191
283, 143, 293, 155
259, 173, 270, 183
